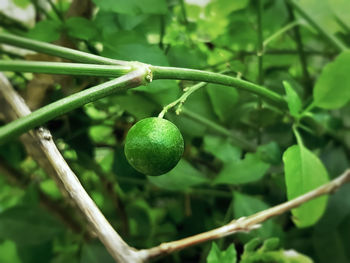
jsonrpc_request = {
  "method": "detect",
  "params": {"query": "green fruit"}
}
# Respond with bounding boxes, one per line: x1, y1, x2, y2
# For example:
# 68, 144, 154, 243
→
124, 117, 184, 176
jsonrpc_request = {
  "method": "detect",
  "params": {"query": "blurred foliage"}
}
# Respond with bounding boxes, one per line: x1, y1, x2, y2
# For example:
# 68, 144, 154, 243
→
0, 0, 350, 262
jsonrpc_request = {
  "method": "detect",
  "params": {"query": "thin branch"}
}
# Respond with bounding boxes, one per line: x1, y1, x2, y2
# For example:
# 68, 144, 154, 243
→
158, 82, 208, 118
0, 73, 142, 263
138, 169, 350, 261
47, 0, 64, 21
256, 0, 264, 84
151, 66, 287, 109
288, 0, 347, 52
286, 3, 312, 97
0, 60, 132, 77
179, 0, 188, 25
262, 20, 301, 49
0, 32, 128, 65
0, 67, 150, 144
256, 0, 264, 144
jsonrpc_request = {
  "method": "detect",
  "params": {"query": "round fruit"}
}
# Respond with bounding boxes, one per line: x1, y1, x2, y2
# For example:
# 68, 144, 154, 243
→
124, 117, 184, 176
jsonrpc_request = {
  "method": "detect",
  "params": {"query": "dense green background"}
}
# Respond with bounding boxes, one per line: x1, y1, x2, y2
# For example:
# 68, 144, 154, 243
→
1, 0, 350, 262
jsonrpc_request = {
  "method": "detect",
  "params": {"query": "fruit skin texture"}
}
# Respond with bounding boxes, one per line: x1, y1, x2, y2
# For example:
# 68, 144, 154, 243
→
124, 117, 184, 176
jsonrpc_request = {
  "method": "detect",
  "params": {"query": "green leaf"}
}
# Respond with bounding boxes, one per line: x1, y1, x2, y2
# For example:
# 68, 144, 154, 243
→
167, 45, 207, 69
241, 250, 313, 263
89, 125, 116, 145
17, 241, 53, 263
241, 237, 313, 263
102, 32, 169, 66
283, 81, 302, 117
214, 153, 269, 185
112, 92, 159, 119
258, 238, 280, 252
13, 0, 31, 8
328, 0, 350, 29
207, 0, 249, 17
65, 17, 98, 41
0, 205, 63, 245
256, 142, 281, 165
148, 159, 209, 191
80, 242, 114, 263
298, 0, 341, 34
206, 242, 237, 263
92, 0, 167, 15
283, 145, 329, 227
203, 135, 241, 163
314, 51, 350, 109
207, 85, 239, 123
313, 230, 349, 263
0, 240, 21, 263
27, 20, 62, 42
233, 193, 280, 239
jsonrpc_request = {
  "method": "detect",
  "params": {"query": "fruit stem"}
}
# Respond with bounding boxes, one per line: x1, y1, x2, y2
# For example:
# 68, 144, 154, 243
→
158, 82, 207, 118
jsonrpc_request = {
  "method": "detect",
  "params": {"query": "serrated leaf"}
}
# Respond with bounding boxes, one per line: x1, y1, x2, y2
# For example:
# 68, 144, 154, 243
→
206, 242, 237, 263
214, 153, 269, 185
314, 51, 350, 109
148, 159, 208, 191
283, 145, 329, 227
283, 81, 302, 117
207, 85, 239, 123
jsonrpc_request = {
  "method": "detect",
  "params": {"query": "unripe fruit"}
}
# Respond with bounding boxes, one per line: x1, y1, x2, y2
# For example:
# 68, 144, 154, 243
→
124, 117, 184, 176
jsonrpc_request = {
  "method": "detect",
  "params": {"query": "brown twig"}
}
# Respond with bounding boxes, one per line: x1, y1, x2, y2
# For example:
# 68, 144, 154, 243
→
138, 169, 350, 261
0, 73, 141, 263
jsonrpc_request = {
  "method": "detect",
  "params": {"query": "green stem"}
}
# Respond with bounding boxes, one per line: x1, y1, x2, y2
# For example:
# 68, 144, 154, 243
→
288, 0, 348, 52
256, 0, 264, 144
257, 0, 264, 84
151, 66, 287, 109
179, 0, 188, 25
287, 3, 311, 97
263, 20, 301, 48
0, 60, 132, 77
0, 69, 148, 145
158, 82, 208, 118
334, 14, 350, 34
47, 0, 64, 21
0, 32, 128, 65
292, 125, 304, 146
180, 107, 256, 151
159, 15, 166, 49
